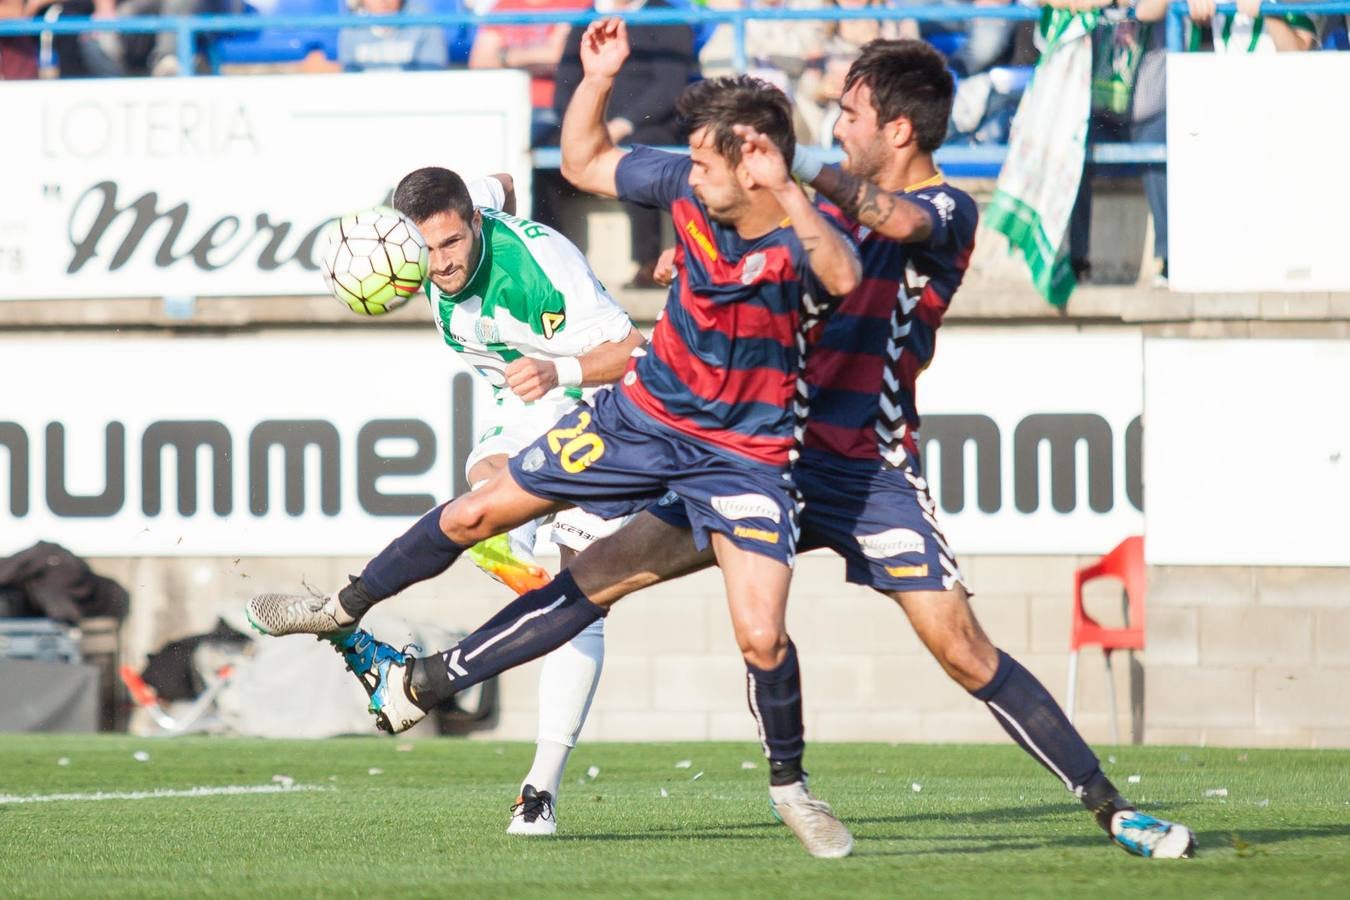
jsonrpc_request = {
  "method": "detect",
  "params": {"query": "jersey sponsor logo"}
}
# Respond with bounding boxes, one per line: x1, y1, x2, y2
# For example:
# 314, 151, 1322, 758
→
740, 252, 767, 285
884, 563, 929, 579
520, 446, 546, 472
918, 191, 955, 224
712, 493, 782, 524
546, 410, 605, 474
541, 310, 565, 340
683, 220, 719, 261
733, 525, 779, 544
474, 317, 500, 345
552, 519, 601, 545
857, 527, 926, 560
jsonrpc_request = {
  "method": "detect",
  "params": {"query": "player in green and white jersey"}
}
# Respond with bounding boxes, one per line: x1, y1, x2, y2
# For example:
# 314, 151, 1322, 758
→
394, 165, 646, 834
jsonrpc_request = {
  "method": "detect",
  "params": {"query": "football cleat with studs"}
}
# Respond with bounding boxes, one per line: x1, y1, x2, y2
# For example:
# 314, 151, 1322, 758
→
1110, 810, 1197, 859
466, 532, 552, 596
330, 629, 427, 734
507, 784, 558, 836
246, 591, 356, 638
770, 781, 854, 859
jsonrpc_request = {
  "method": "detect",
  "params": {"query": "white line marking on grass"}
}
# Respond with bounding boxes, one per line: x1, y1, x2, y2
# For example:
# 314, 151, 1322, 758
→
0, 784, 332, 805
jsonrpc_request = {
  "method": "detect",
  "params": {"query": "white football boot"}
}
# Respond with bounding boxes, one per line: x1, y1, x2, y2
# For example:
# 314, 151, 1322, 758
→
507, 785, 558, 836
770, 781, 854, 859
246, 591, 356, 638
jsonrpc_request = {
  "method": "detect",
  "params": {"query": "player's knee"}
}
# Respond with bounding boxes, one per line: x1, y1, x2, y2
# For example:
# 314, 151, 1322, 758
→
735, 626, 788, 670
935, 631, 998, 690
439, 494, 490, 544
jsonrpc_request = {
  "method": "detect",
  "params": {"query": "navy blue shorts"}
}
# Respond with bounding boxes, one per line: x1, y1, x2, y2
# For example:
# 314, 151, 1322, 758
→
649, 448, 967, 592
508, 387, 798, 564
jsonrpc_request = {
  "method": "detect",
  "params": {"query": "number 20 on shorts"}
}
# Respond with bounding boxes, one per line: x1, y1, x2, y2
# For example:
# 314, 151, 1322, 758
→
547, 411, 606, 473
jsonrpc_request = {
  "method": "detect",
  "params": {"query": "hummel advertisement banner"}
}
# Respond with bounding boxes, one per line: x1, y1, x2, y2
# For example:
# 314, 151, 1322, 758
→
0, 333, 491, 557
920, 327, 1143, 556
0, 71, 531, 301
1145, 339, 1350, 567
0, 328, 1144, 557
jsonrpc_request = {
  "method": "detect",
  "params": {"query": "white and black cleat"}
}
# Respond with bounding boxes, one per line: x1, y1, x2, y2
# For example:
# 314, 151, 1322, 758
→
507, 784, 558, 836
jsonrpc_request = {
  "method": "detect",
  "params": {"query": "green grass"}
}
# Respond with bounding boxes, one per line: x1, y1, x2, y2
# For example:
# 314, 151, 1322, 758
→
1, 736, 1347, 898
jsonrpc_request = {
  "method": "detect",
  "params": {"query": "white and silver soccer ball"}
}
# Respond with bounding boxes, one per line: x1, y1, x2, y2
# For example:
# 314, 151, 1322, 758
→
321, 206, 429, 316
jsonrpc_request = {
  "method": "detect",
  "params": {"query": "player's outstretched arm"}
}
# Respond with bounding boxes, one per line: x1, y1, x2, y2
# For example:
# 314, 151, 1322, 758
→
504, 327, 646, 402
735, 125, 860, 297
488, 172, 517, 215
559, 17, 630, 200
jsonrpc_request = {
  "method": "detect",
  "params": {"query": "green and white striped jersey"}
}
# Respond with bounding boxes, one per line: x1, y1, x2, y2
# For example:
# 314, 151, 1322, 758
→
426, 178, 634, 412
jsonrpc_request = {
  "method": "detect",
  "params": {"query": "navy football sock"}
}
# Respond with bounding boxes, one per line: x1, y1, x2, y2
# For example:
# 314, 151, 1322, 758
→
345, 504, 466, 614
972, 650, 1110, 805
406, 571, 605, 710
746, 640, 806, 786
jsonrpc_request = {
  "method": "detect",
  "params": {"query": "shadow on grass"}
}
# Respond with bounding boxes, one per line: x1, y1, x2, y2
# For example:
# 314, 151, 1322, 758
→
563, 809, 1350, 858
1195, 823, 1350, 851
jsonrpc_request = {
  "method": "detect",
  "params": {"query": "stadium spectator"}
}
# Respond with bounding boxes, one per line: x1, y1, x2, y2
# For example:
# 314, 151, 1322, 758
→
470, 0, 589, 142
945, 0, 1020, 76
1063, 0, 1169, 286
550, 0, 698, 287
25, 0, 125, 77
337, 0, 450, 71
1183, 0, 1317, 52
795, 0, 902, 145
698, 0, 827, 139
0, 0, 38, 79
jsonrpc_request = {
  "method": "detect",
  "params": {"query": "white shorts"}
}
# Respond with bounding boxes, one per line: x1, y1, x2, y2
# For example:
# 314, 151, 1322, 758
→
466, 400, 633, 551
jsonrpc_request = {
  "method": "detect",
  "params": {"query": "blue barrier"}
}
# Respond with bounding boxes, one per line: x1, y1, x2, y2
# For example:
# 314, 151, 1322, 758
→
0, 2, 1341, 174
530, 142, 1167, 178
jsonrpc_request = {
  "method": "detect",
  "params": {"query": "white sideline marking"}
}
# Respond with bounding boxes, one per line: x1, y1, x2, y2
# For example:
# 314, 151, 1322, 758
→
0, 783, 332, 805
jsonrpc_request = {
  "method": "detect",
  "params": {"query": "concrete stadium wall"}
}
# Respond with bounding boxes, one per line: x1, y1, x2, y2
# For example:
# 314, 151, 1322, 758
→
89, 550, 1350, 749
6, 184, 1349, 748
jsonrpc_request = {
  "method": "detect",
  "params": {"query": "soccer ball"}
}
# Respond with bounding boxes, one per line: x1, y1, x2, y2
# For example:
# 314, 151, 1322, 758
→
321, 206, 429, 316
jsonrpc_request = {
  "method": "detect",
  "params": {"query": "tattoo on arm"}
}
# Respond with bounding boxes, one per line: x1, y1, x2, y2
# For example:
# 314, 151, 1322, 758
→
835, 172, 899, 232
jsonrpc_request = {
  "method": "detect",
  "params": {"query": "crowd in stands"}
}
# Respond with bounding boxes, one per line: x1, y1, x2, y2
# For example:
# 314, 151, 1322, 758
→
0, 0, 1344, 286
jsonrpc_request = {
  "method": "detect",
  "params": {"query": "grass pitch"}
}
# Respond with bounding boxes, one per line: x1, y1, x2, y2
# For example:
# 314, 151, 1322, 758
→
1, 736, 1347, 898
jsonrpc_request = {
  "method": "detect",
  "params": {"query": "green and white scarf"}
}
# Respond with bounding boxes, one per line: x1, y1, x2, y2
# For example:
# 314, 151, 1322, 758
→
986, 9, 1096, 308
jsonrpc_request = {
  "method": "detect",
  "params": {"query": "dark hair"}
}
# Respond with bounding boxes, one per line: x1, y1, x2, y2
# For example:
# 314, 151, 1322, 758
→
844, 39, 955, 154
392, 166, 475, 224
676, 75, 795, 169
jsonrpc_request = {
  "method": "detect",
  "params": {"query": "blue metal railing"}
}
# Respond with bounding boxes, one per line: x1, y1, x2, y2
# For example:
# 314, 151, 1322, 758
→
1, 2, 1342, 69
0, 3, 1342, 173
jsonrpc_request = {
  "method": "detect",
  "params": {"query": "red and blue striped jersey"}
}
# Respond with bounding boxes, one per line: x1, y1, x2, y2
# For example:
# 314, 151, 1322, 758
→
615, 146, 853, 467
802, 177, 977, 467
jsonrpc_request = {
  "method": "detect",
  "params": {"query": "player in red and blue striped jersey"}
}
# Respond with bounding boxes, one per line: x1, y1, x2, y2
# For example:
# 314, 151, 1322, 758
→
373, 39, 1194, 860
246, 17, 861, 859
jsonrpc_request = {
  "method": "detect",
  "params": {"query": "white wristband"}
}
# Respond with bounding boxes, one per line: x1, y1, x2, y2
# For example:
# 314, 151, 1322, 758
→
554, 356, 583, 388
790, 145, 825, 184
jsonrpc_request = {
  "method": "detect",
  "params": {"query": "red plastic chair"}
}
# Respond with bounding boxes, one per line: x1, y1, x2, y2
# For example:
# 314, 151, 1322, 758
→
1067, 536, 1146, 744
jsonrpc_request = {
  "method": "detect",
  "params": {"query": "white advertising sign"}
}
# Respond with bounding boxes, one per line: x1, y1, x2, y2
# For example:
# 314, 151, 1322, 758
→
1, 328, 1144, 558
0, 71, 532, 300
1144, 339, 1350, 566
0, 333, 494, 557
1168, 53, 1350, 292
919, 328, 1144, 555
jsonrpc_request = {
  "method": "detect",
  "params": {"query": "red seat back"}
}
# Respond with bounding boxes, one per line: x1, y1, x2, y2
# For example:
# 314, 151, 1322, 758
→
1071, 536, 1146, 652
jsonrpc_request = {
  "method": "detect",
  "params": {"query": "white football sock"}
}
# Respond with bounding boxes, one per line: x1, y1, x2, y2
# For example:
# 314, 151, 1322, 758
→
522, 617, 605, 800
